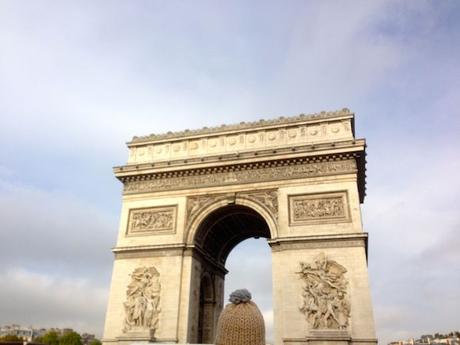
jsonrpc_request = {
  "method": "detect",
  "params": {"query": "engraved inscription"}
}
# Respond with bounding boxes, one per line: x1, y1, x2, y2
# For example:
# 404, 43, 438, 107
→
289, 192, 349, 225
127, 206, 177, 235
298, 253, 350, 330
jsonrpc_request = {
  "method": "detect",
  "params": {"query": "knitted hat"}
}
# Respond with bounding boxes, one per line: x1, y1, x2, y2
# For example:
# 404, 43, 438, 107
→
215, 289, 266, 345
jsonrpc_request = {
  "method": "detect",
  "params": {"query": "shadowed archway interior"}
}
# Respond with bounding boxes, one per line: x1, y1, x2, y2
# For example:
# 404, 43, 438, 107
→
192, 204, 272, 343
194, 204, 272, 265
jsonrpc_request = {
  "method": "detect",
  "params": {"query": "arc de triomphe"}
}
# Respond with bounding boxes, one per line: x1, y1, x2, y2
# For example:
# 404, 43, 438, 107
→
102, 109, 377, 345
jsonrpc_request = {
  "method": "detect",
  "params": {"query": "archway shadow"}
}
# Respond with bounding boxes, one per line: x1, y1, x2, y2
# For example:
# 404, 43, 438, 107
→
192, 204, 272, 343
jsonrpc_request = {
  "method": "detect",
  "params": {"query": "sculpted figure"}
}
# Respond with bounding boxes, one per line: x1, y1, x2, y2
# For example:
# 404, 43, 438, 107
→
335, 292, 350, 329
298, 253, 350, 330
123, 266, 161, 334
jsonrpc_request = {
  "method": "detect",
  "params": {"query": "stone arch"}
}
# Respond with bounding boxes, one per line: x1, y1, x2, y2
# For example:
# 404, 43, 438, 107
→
187, 199, 274, 342
194, 204, 271, 264
185, 193, 278, 247
104, 110, 377, 345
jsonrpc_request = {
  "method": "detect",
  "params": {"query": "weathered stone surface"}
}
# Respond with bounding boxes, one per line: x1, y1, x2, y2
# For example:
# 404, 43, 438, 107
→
127, 206, 177, 235
123, 266, 161, 333
127, 109, 354, 163
298, 253, 350, 330
102, 110, 376, 345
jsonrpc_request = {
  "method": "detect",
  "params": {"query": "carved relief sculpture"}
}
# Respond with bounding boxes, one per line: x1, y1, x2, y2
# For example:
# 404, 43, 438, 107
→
289, 192, 349, 225
127, 206, 176, 235
298, 253, 350, 330
186, 190, 278, 230
186, 195, 219, 224
294, 197, 344, 219
123, 159, 357, 194
186, 194, 233, 227
239, 190, 278, 220
124, 266, 161, 334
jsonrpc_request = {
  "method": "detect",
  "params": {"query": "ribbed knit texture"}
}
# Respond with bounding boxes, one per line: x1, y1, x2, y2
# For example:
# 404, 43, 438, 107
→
215, 300, 265, 345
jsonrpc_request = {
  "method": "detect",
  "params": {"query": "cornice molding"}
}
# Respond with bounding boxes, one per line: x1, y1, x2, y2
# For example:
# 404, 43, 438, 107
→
129, 108, 354, 145
115, 138, 364, 176
120, 155, 359, 195
269, 233, 368, 252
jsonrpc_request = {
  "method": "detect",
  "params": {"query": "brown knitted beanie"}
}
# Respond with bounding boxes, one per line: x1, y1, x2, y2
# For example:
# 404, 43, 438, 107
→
215, 289, 265, 345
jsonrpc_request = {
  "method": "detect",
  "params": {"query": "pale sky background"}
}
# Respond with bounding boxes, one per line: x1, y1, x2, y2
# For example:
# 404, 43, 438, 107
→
0, 1, 459, 344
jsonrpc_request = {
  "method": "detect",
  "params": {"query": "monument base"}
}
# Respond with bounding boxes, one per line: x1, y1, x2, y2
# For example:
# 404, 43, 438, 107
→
115, 329, 160, 344
283, 330, 377, 345
116, 340, 180, 344
284, 340, 377, 345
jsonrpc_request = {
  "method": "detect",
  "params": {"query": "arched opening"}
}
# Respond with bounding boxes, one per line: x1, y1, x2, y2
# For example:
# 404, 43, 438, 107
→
225, 238, 273, 343
192, 204, 272, 343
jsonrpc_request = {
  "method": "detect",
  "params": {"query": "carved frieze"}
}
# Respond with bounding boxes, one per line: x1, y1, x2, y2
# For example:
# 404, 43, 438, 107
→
127, 206, 177, 235
124, 159, 357, 194
131, 109, 352, 143
124, 266, 161, 334
298, 253, 350, 330
127, 109, 354, 164
289, 192, 349, 226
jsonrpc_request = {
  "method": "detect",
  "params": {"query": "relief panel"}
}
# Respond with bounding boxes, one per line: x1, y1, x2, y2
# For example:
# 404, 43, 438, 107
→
126, 206, 177, 236
289, 191, 350, 226
298, 253, 350, 330
123, 266, 161, 334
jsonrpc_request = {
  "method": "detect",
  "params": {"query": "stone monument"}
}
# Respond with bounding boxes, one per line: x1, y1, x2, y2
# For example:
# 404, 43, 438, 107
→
102, 109, 377, 345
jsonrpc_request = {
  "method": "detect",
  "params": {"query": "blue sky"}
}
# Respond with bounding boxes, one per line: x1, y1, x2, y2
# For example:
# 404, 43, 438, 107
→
0, 1, 459, 344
